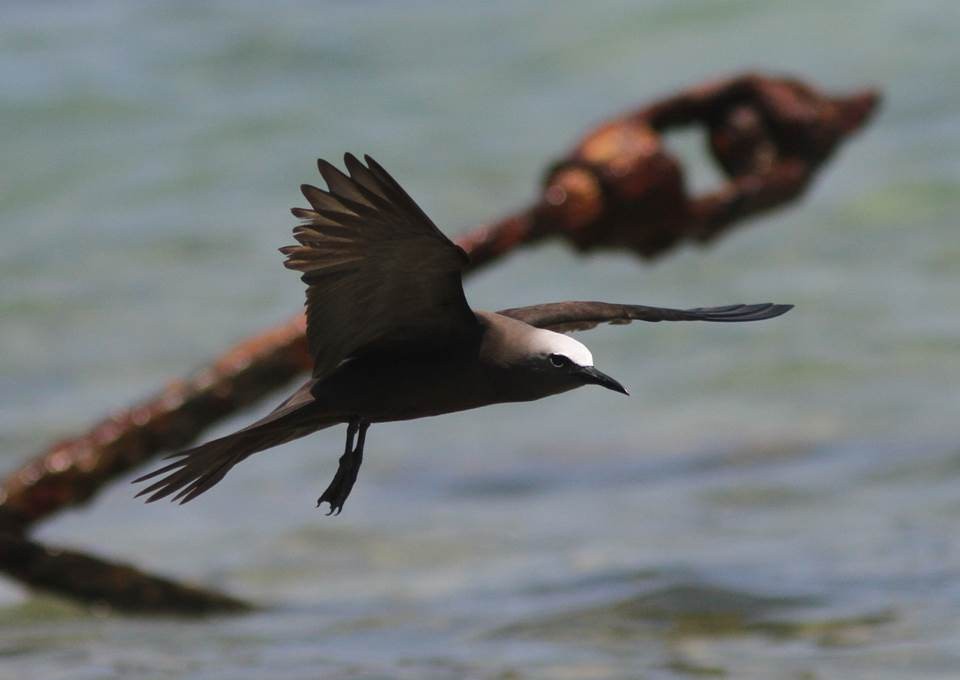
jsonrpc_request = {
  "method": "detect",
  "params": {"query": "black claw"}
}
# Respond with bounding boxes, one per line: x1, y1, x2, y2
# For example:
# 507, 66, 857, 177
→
317, 493, 345, 516
316, 453, 359, 515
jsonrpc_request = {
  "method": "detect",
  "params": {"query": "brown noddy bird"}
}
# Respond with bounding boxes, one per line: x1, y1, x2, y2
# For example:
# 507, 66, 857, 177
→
135, 154, 792, 514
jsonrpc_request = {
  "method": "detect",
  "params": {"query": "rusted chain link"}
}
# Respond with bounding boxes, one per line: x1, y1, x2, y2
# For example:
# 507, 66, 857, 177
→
0, 535, 250, 614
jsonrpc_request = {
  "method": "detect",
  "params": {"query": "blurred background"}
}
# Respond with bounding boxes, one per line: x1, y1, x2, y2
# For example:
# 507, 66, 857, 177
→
1, 1, 958, 678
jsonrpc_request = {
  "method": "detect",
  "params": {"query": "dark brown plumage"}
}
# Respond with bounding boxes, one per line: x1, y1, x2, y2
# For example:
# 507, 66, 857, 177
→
282, 155, 478, 380
498, 301, 792, 333
134, 154, 792, 514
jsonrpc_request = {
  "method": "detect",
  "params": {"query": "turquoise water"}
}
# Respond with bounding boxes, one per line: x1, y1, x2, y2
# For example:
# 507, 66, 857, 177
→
2, 1, 960, 677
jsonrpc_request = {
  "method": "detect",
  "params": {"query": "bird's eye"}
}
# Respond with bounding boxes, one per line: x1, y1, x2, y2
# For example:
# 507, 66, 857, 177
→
549, 354, 568, 368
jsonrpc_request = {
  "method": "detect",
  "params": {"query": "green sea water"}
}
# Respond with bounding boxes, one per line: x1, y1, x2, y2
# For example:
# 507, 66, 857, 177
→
2, 1, 960, 678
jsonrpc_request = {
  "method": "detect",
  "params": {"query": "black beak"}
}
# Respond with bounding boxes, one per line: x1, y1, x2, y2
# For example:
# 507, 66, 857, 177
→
578, 366, 629, 395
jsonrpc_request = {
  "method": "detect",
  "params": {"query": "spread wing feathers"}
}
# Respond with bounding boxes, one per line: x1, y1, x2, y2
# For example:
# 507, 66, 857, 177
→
497, 302, 793, 333
281, 154, 479, 379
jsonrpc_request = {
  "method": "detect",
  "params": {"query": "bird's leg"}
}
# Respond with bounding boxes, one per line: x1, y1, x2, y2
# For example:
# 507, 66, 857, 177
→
317, 418, 370, 516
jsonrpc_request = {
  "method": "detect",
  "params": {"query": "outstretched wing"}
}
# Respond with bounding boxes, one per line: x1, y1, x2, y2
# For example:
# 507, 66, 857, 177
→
497, 302, 792, 333
281, 154, 480, 379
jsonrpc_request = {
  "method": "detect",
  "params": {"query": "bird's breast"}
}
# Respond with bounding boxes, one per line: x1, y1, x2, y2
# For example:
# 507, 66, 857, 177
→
310, 353, 506, 422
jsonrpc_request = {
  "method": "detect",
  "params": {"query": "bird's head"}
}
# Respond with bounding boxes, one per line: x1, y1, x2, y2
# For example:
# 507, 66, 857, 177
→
519, 328, 629, 397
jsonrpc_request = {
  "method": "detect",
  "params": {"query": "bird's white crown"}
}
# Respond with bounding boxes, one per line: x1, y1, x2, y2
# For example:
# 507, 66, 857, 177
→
529, 328, 594, 367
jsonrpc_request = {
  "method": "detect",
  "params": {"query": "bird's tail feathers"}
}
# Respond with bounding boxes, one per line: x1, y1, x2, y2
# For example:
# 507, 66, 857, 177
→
133, 408, 331, 504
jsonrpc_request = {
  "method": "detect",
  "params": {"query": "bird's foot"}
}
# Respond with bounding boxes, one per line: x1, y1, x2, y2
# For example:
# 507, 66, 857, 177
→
317, 419, 369, 516
316, 451, 361, 516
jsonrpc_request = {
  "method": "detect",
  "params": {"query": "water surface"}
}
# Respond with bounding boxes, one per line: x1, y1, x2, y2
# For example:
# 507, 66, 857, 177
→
2, 2, 959, 678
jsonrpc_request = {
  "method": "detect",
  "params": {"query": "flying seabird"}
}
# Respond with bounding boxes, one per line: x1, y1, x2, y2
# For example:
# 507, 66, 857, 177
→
135, 154, 791, 514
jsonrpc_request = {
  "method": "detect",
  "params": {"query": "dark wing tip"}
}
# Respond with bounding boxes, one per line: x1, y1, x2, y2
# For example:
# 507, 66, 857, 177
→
362, 154, 390, 177
317, 157, 349, 182
291, 207, 316, 220
687, 302, 794, 322
765, 303, 794, 318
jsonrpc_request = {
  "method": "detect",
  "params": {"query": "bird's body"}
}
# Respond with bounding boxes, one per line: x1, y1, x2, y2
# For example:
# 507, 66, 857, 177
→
295, 311, 601, 423
135, 154, 791, 513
